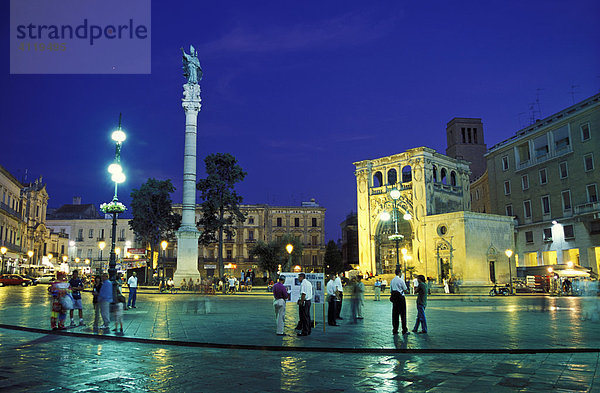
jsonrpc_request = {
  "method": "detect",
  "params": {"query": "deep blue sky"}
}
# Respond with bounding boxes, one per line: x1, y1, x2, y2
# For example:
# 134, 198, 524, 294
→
2, 0, 599, 241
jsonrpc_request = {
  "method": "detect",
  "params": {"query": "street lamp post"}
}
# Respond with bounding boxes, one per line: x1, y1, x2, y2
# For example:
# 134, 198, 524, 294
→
380, 188, 412, 273
101, 114, 127, 281
161, 241, 168, 288
27, 250, 33, 275
286, 244, 293, 271
505, 249, 513, 295
98, 241, 106, 274
0, 247, 7, 274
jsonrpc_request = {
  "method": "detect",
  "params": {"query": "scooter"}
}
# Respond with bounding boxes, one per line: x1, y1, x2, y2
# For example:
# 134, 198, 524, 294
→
489, 284, 510, 296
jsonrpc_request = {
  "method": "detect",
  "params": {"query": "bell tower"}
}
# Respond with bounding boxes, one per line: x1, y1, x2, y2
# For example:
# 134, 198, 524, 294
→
446, 118, 487, 181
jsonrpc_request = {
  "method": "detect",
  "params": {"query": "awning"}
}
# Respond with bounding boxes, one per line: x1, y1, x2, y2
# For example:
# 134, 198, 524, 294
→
555, 269, 591, 278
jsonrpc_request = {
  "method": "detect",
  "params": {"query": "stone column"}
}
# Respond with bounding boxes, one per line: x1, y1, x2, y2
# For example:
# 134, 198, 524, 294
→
174, 83, 202, 285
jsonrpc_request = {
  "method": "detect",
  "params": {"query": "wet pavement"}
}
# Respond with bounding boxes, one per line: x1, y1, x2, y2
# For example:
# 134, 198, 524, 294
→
0, 285, 599, 392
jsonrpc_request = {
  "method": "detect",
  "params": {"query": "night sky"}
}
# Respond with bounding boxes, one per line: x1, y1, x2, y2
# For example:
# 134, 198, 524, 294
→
2, 1, 599, 241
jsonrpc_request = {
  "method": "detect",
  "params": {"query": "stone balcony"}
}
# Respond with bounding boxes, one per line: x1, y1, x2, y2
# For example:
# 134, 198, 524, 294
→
516, 144, 573, 171
574, 201, 600, 215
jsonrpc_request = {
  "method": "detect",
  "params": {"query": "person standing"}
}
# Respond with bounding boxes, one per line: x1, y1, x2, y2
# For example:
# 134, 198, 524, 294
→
381, 278, 387, 293
48, 272, 70, 330
127, 272, 138, 309
334, 273, 344, 320
390, 269, 409, 335
92, 275, 102, 330
443, 278, 450, 294
412, 275, 428, 334
98, 273, 113, 329
355, 275, 365, 319
412, 276, 418, 295
69, 270, 85, 326
326, 274, 338, 326
374, 279, 381, 301
296, 273, 313, 336
273, 276, 290, 335
113, 273, 125, 334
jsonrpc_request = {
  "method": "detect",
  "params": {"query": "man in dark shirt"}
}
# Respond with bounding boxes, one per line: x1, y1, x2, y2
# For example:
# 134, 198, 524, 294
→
412, 275, 428, 334
273, 276, 290, 336
69, 270, 85, 326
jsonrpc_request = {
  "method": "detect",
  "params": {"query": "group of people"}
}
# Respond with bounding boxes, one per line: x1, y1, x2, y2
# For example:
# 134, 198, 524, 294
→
48, 270, 139, 334
270, 270, 429, 337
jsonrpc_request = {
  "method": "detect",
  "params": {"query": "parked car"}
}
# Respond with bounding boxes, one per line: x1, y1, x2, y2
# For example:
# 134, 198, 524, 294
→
0, 274, 33, 287
38, 274, 57, 284
22, 275, 40, 285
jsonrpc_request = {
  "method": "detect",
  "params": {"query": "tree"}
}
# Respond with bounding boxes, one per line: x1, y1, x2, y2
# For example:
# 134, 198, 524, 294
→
324, 240, 343, 274
249, 241, 282, 280
129, 179, 181, 283
197, 153, 246, 278
249, 234, 304, 279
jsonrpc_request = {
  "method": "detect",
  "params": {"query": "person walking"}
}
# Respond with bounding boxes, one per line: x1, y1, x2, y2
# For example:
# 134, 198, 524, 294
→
69, 269, 85, 326
92, 275, 102, 330
381, 278, 387, 293
98, 273, 113, 329
296, 273, 313, 336
334, 273, 344, 320
374, 279, 381, 301
412, 275, 428, 334
355, 275, 365, 319
326, 274, 339, 326
390, 269, 409, 335
127, 272, 138, 309
273, 276, 290, 336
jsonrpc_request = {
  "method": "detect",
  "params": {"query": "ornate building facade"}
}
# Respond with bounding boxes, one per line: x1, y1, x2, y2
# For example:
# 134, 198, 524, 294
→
354, 147, 514, 286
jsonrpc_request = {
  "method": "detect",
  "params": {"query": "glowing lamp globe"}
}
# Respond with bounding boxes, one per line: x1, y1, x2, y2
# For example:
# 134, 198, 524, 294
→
112, 130, 126, 143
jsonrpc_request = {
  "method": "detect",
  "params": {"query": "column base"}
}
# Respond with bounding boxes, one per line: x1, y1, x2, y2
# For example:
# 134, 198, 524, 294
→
174, 228, 200, 286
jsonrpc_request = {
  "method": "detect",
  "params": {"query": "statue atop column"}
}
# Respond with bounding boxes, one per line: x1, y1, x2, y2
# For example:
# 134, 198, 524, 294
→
181, 45, 203, 84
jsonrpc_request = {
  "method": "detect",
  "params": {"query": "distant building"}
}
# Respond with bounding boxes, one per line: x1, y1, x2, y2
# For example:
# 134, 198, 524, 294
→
0, 165, 60, 274
485, 93, 600, 274
173, 201, 326, 277
46, 197, 101, 220
340, 212, 359, 269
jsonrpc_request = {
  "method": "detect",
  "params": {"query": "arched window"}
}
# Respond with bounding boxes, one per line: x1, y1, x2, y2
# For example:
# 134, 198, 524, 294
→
433, 165, 438, 182
450, 171, 457, 186
373, 171, 383, 187
387, 169, 397, 185
401, 165, 412, 183
440, 168, 447, 185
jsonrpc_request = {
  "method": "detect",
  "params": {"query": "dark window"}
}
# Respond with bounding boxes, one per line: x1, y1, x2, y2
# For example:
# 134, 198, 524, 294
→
563, 225, 575, 239
584, 154, 594, 171
450, 171, 457, 187
559, 162, 568, 179
525, 231, 534, 243
248, 230, 254, 240
387, 169, 397, 185
489, 261, 496, 283
522, 175, 529, 190
373, 172, 383, 187
505, 205, 513, 216
539, 168, 547, 185
248, 217, 254, 224
504, 181, 511, 195
590, 221, 600, 235
581, 123, 591, 141
276, 217, 282, 227
226, 249, 233, 259
543, 228, 552, 242
402, 166, 412, 183
541, 196, 550, 215
473, 128, 478, 144
562, 190, 571, 211
467, 128, 472, 143
312, 255, 318, 265
432, 165, 438, 182
440, 168, 447, 185
294, 218, 300, 227
461, 128, 466, 143
587, 184, 598, 203
312, 218, 317, 227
